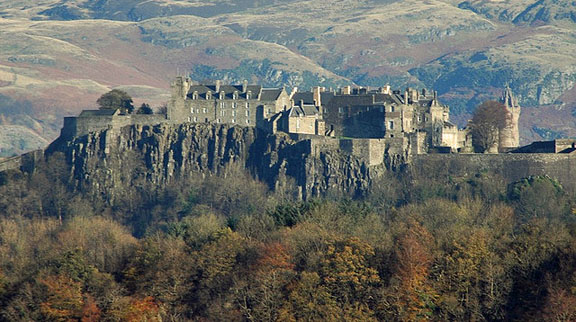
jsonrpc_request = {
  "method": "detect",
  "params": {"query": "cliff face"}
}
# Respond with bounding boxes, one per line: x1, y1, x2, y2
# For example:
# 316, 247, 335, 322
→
49, 123, 385, 202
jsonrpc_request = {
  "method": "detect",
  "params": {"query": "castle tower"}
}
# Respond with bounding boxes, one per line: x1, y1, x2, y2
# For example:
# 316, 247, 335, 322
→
168, 76, 191, 121
499, 85, 521, 149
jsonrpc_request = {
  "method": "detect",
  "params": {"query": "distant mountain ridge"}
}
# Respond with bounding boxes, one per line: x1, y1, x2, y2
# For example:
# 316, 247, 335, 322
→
0, 0, 575, 156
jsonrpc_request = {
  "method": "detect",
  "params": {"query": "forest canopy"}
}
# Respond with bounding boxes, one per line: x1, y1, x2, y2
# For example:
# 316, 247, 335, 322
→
0, 154, 575, 321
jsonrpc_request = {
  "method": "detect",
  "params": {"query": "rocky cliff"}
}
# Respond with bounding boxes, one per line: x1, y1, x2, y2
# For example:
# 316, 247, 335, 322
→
44, 122, 576, 204
47, 123, 386, 203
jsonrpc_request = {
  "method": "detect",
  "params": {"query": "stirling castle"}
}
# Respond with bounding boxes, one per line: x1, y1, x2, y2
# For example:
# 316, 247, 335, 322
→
63, 77, 525, 157
4, 77, 576, 200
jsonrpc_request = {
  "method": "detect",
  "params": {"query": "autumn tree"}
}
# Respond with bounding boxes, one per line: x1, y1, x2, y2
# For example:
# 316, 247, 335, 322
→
468, 100, 510, 153
235, 242, 296, 321
97, 89, 134, 114
384, 221, 437, 320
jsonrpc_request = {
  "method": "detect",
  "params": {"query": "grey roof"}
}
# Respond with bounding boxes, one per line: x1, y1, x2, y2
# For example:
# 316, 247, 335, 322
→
373, 93, 402, 105
79, 109, 119, 117
260, 88, 284, 101
290, 105, 319, 117
292, 92, 314, 104
187, 84, 263, 99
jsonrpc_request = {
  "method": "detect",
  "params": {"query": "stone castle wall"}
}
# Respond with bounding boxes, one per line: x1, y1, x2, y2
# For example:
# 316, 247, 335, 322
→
0, 150, 44, 173
61, 114, 167, 139
411, 153, 576, 193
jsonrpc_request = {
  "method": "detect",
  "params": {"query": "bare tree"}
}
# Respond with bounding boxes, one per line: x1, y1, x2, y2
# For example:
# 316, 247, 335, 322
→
469, 101, 510, 153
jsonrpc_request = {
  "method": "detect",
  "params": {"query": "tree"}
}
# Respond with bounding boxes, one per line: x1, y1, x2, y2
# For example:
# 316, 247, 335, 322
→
97, 89, 134, 114
468, 101, 510, 153
136, 103, 153, 115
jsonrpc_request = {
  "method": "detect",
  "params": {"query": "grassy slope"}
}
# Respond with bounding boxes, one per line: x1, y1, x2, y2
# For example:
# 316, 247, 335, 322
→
0, 0, 575, 154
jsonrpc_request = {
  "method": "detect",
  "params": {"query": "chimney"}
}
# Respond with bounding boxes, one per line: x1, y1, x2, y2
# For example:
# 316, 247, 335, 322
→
313, 86, 321, 107
342, 86, 351, 95
432, 91, 438, 106
290, 87, 298, 100
215, 80, 221, 93
242, 80, 248, 93
381, 85, 391, 94
404, 88, 409, 104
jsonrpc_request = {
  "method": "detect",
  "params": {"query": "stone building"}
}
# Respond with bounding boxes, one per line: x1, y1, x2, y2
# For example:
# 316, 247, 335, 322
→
499, 85, 521, 151
168, 77, 290, 128
292, 85, 471, 152
274, 102, 325, 136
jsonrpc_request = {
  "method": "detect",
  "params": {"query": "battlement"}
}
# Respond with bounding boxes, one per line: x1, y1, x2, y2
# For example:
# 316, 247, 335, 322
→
61, 112, 167, 140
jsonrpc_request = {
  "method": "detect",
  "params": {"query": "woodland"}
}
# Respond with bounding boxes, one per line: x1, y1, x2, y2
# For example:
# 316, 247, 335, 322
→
0, 152, 576, 321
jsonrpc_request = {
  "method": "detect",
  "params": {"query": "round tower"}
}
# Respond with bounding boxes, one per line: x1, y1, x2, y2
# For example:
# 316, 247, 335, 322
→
499, 85, 521, 150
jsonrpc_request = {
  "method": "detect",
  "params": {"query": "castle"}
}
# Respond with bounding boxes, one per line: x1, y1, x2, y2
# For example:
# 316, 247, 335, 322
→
165, 77, 522, 155
57, 76, 531, 159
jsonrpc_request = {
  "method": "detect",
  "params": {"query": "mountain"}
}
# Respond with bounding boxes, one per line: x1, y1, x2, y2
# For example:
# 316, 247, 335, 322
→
1, 0, 575, 156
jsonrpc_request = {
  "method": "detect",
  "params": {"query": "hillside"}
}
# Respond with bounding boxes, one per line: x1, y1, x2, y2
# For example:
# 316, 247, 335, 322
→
1, 0, 575, 156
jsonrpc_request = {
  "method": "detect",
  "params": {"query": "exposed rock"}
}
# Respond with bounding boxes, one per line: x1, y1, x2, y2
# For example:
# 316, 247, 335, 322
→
48, 123, 386, 203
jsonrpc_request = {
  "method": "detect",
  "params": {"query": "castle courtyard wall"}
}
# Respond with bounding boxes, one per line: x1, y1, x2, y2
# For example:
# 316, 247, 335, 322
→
411, 153, 576, 193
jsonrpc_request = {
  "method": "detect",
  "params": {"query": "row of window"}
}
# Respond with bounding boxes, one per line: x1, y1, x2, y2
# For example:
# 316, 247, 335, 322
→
191, 93, 254, 100
186, 116, 251, 124
189, 103, 250, 113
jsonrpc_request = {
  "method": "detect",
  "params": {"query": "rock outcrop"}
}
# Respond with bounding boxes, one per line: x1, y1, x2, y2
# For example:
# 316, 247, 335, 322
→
48, 123, 386, 203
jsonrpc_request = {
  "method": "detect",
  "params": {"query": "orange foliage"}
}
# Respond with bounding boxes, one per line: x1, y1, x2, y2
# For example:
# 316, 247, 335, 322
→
255, 242, 295, 273
124, 296, 161, 322
543, 286, 576, 321
81, 295, 101, 322
39, 274, 85, 321
393, 221, 437, 320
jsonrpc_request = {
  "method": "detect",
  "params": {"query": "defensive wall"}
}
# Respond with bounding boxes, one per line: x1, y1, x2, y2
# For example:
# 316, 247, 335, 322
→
0, 150, 44, 173
61, 114, 167, 139
286, 133, 391, 167
410, 153, 576, 193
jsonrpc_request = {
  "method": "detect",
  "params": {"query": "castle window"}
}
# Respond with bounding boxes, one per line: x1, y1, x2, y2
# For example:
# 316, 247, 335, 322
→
202, 108, 206, 114
190, 107, 194, 113
391, 106, 395, 112
246, 119, 250, 124
246, 102, 250, 109
245, 110, 250, 116
338, 107, 343, 114
232, 110, 236, 117
220, 102, 225, 109
268, 108, 272, 114
232, 119, 236, 123
193, 117, 197, 122
217, 119, 221, 123
206, 91, 212, 99
221, 110, 225, 116
296, 119, 300, 129
417, 115, 422, 122
232, 102, 237, 109
388, 121, 394, 130
187, 117, 191, 122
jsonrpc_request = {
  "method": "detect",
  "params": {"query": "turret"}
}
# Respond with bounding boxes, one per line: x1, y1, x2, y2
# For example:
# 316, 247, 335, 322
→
499, 85, 521, 149
313, 86, 322, 107
168, 76, 191, 121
